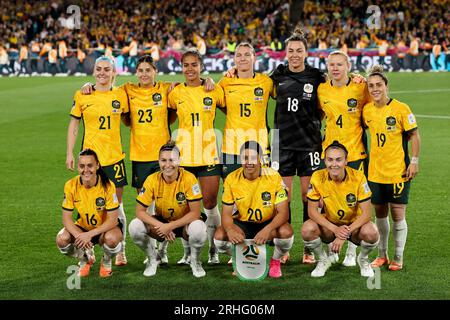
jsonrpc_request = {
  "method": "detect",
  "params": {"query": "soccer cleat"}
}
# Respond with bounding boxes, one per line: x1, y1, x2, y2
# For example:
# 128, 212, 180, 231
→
190, 260, 206, 278
143, 258, 158, 277
328, 252, 339, 264
371, 256, 390, 268
227, 257, 233, 266
177, 254, 191, 265
157, 250, 168, 265
268, 258, 282, 278
342, 253, 357, 267
114, 252, 127, 266
280, 252, 290, 264
302, 252, 316, 264
311, 258, 331, 277
208, 251, 220, 265
78, 261, 94, 277
99, 258, 113, 278
388, 260, 403, 271
357, 253, 374, 277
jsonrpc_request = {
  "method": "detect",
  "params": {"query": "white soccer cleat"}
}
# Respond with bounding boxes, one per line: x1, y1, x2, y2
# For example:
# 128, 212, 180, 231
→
190, 260, 206, 278
328, 252, 339, 264
157, 250, 168, 265
311, 258, 331, 278
177, 254, 191, 265
343, 253, 357, 267
357, 253, 374, 277
208, 251, 220, 265
143, 257, 158, 277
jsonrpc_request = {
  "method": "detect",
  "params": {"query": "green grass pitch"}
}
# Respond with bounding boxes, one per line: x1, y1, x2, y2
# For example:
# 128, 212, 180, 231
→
0, 72, 449, 300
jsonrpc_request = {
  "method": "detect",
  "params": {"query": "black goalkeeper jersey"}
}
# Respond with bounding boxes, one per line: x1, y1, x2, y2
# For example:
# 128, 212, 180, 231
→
271, 64, 326, 151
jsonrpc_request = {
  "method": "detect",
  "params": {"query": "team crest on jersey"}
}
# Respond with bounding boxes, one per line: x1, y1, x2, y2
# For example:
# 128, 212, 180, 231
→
254, 87, 264, 102
112, 100, 121, 109
261, 192, 271, 201
96, 197, 106, 209
203, 97, 213, 111
346, 193, 357, 207
176, 192, 186, 204
347, 98, 357, 113
386, 116, 397, 131
152, 93, 162, 106
303, 83, 314, 93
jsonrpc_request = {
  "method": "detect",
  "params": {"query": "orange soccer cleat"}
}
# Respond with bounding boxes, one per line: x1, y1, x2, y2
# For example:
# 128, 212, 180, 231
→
99, 258, 113, 278
388, 260, 403, 271
302, 252, 316, 264
371, 256, 390, 268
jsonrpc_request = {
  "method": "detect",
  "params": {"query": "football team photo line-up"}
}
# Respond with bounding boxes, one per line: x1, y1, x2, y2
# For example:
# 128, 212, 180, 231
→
58, 29, 420, 279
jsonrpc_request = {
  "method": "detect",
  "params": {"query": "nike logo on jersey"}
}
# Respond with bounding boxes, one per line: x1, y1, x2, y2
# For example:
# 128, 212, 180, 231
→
85, 104, 93, 108
236, 197, 244, 201
311, 166, 319, 171
178, 101, 185, 105
324, 101, 330, 104
130, 96, 135, 100
228, 90, 237, 93
367, 120, 372, 123
74, 200, 81, 202
117, 178, 125, 183
322, 196, 330, 199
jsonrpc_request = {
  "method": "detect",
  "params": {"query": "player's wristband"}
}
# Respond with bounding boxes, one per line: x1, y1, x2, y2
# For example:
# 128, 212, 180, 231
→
411, 157, 419, 165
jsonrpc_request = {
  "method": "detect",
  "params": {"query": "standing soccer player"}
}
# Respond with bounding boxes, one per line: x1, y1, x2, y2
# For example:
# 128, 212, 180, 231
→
168, 49, 225, 265
317, 50, 370, 266
219, 42, 274, 178
66, 56, 129, 266
363, 65, 420, 271
270, 27, 326, 264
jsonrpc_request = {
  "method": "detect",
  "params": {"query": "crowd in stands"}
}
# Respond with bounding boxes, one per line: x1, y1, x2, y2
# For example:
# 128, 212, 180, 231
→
0, 0, 448, 75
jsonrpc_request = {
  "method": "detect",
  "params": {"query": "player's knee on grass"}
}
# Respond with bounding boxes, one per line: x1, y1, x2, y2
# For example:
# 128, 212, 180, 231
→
301, 220, 320, 240
187, 220, 207, 247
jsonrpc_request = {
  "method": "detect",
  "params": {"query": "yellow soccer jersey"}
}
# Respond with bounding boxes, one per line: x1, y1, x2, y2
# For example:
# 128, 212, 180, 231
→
124, 82, 171, 162
71, 88, 129, 166
318, 80, 369, 162
136, 168, 203, 221
222, 167, 288, 223
363, 99, 418, 183
307, 167, 372, 225
62, 175, 119, 231
168, 83, 225, 166
219, 73, 274, 155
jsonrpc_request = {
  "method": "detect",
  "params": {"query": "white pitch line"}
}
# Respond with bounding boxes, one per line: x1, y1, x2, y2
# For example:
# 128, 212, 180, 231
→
416, 114, 450, 119
391, 89, 450, 94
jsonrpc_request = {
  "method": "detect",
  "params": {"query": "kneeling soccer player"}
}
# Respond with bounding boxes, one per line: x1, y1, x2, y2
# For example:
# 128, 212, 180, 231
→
214, 141, 294, 278
56, 149, 123, 278
302, 141, 379, 278
129, 141, 207, 278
